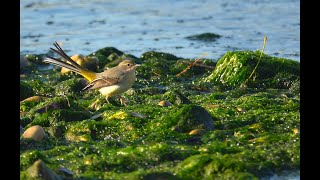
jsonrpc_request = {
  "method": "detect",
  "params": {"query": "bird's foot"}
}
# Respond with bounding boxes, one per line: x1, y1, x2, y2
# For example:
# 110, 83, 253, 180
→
118, 96, 127, 106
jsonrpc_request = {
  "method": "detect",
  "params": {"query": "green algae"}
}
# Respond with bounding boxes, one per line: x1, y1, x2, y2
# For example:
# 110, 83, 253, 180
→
20, 81, 35, 101
20, 48, 300, 179
88, 47, 124, 69
201, 51, 300, 88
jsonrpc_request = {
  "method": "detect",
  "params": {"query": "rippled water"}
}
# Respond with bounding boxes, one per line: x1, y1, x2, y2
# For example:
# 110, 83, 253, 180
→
20, 0, 300, 61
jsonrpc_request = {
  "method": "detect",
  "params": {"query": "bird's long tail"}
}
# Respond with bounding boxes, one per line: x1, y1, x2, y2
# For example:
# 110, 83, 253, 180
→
43, 42, 97, 82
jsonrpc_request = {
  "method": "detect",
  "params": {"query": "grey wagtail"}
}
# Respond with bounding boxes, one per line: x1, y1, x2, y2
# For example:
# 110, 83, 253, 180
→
44, 42, 140, 106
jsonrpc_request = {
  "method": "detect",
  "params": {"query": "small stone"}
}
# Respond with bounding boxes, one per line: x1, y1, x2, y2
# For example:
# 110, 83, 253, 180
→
26, 160, 62, 180
21, 96, 45, 103
158, 100, 172, 107
189, 129, 203, 135
22, 125, 46, 141
235, 106, 246, 112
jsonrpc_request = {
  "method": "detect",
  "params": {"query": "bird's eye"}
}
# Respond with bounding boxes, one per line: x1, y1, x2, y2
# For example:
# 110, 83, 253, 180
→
127, 64, 130, 66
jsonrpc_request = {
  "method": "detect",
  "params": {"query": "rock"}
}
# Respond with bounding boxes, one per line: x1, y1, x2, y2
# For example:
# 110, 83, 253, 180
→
189, 129, 204, 135
22, 125, 46, 141
21, 96, 45, 103
88, 47, 124, 67
201, 51, 300, 88
139, 51, 179, 78
54, 78, 87, 97
20, 126, 24, 135
158, 100, 172, 107
163, 90, 192, 105
186, 32, 221, 42
61, 54, 98, 74
25, 54, 47, 65
26, 159, 62, 180
20, 81, 35, 101
20, 55, 30, 68
48, 123, 65, 138
171, 104, 214, 133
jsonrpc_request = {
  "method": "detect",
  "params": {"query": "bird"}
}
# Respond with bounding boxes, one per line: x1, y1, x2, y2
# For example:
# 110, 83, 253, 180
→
43, 42, 140, 106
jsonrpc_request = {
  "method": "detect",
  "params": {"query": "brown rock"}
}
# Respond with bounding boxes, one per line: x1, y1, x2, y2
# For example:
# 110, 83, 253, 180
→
158, 100, 172, 107
22, 125, 46, 141
21, 96, 45, 103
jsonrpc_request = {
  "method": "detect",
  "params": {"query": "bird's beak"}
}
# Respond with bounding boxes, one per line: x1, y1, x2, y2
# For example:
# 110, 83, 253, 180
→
135, 64, 141, 67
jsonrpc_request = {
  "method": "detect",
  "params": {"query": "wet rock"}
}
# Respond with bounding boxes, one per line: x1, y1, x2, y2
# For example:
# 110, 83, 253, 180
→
48, 122, 66, 138
171, 104, 214, 133
21, 96, 45, 103
20, 126, 24, 135
186, 33, 221, 42
26, 159, 62, 180
189, 129, 204, 135
54, 78, 87, 97
25, 54, 46, 65
88, 47, 124, 67
158, 100, 172, 107
163, 90, 192, 105
20, 81, 35, 101
201, 51, 300, 88
22, 125, 47, 141
34, 102, 60, 114
20, 55, 30, 68
57, 167, 74, 177
139, 51, 179, 78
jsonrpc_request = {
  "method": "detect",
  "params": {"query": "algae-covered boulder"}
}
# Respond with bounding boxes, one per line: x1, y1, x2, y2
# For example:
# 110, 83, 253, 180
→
168, 104, 214, 133
54, 78, 87, 97
25, 159, 62, 180
163, 90, 192, 105
88, 47, 124, 67
139, 51, 180, 78
202, 51, 300, 88
24, 54, 47, 65
20, 81, 35, 101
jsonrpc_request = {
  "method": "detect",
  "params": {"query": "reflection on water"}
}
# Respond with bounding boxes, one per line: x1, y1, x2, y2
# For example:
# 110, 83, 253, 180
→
20, 0, 300, 61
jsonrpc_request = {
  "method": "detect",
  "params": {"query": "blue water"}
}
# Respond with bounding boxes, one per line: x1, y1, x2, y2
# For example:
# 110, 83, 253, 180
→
20, 0, 300, 61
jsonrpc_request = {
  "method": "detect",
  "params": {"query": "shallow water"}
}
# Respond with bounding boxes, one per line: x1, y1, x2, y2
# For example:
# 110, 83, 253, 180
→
20, 0, 300, 61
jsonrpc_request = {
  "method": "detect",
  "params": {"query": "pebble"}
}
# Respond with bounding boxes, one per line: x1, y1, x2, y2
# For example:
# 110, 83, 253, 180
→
22, 125, 46, 141
158, 100, 172, 107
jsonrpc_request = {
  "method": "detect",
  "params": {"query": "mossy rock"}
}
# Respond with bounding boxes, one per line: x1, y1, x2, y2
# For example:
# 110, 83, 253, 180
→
88, 47, 124, 68
20, 81, 35, 101
25, 159, 62, 180
202, 51, 300, 88
138, 51, 180, 78
54, 78, 87, 97
186, 32, 221, 42
24, 54, 47, 65
163, 90, 192, 105
166, 104, 214, 133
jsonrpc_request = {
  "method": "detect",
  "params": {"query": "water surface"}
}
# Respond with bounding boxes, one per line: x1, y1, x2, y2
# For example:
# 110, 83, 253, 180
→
20, 0, 300, 61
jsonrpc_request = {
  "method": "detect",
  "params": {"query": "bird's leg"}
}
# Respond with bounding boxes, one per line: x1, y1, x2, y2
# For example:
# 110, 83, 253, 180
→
118, 96, 127, 106
89, 98, 101, 110
105, 96, 110, 104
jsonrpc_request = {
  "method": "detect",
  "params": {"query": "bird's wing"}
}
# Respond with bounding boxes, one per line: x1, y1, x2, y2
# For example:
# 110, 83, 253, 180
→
83, 68, 125, 90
